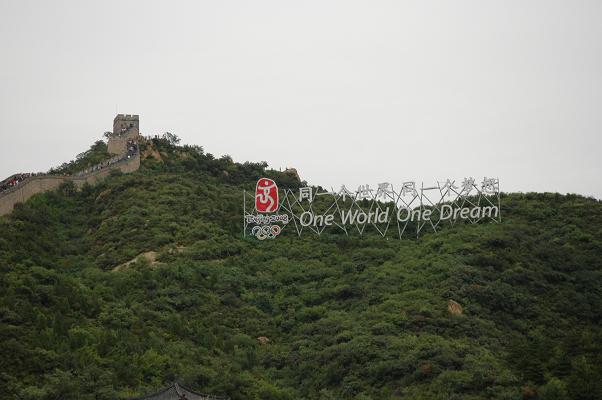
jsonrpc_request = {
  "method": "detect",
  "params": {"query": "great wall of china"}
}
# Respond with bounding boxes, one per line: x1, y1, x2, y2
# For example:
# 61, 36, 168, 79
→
0, 115, 141, 216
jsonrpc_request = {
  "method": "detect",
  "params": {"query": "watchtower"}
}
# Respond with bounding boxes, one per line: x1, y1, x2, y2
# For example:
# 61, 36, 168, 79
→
108, 114, 140, 155
113, 114, 139, 135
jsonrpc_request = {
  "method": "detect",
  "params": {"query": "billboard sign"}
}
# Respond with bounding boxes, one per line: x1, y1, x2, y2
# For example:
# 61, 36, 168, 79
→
244, 177, 500, 240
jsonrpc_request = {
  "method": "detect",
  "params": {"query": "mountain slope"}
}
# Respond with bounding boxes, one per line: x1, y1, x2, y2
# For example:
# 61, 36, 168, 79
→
1, 138, 601, 400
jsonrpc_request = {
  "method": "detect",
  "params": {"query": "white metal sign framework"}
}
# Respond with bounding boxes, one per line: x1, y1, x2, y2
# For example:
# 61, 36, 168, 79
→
244, 178, 500, 240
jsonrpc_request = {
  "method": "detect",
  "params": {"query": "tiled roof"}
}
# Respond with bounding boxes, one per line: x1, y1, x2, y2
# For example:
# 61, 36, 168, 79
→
123, 383, 228, 400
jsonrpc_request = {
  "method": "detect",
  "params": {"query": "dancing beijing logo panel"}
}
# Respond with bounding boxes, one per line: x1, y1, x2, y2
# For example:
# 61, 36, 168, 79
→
243, 177, 500, 240
255, 178, 279, 213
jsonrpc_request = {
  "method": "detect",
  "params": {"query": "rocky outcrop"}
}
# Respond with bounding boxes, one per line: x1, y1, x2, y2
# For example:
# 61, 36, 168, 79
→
112, 250, 160, 272
447, 299, 464, 315
257, 336, 270, 345
284, 167, 301, 181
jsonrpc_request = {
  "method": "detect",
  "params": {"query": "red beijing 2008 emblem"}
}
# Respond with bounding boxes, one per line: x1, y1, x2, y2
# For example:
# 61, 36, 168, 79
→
255, 178, 279, 213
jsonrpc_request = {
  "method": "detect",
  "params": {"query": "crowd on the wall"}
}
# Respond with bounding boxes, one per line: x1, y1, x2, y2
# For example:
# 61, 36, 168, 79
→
0, 173, 38, 194
126, 139, 138, 159
1, 141, 140, 195
74, 156, 122, 177
112, 122, 137, 137
75, 140, 139, 176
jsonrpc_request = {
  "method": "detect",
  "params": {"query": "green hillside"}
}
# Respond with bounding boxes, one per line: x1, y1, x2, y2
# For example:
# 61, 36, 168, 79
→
1, 137, 601, 400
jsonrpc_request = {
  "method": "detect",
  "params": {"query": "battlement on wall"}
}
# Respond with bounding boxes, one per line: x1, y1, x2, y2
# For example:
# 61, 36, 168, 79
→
114, 114, 139, 121
113, 114, 140, 135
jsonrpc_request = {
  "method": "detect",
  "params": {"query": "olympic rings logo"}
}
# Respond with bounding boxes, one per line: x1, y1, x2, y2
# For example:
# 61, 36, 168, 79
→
251, 225, 282, 240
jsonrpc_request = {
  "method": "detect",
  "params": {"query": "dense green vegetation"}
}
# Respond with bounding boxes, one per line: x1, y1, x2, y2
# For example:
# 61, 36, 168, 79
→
1, 139, 601, 400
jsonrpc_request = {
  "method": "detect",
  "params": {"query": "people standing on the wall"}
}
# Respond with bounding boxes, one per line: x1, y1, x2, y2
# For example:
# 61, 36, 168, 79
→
0, 173, 33, 193
126, 139, 138, 159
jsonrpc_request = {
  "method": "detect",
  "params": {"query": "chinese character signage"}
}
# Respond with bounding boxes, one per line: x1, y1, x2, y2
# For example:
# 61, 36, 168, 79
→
244, 177, 501, 240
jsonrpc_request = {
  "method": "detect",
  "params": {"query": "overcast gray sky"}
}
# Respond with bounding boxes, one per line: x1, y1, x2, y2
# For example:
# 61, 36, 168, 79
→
1, 0, 601, 198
